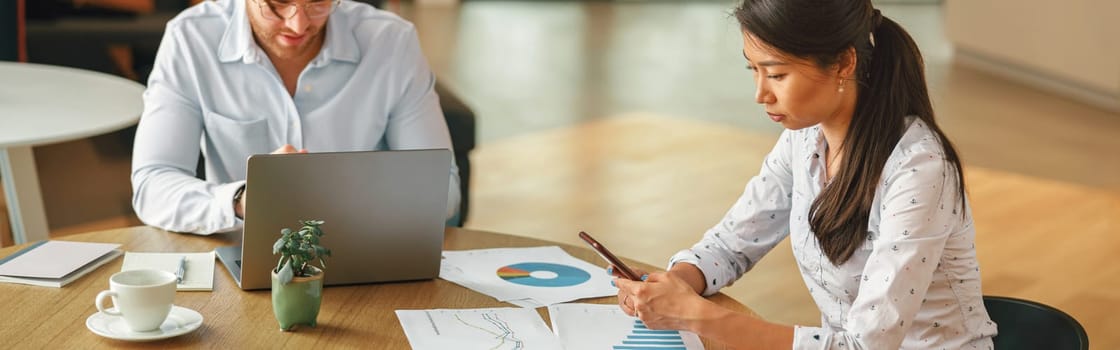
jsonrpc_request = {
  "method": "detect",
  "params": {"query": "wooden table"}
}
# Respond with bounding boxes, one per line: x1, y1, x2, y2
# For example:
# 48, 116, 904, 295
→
0, 226, 752, 348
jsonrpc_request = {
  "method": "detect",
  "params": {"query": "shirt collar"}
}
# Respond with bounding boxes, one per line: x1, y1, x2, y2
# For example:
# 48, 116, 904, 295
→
217, 0, 360, 65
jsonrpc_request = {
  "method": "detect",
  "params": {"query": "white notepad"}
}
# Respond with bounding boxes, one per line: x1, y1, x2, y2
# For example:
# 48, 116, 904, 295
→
121, 252, 215, 291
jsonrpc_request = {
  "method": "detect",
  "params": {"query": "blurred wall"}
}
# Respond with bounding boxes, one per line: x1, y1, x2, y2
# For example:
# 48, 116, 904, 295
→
1, 0, 19, 61
945, 0, 1120, 111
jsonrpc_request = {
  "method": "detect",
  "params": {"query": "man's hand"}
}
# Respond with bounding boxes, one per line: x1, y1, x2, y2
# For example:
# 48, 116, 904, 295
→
235, 144, 308, 218
271, 144, 308, 155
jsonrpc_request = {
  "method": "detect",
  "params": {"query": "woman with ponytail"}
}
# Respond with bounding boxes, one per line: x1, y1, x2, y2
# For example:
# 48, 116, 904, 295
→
610, 1, 996, 348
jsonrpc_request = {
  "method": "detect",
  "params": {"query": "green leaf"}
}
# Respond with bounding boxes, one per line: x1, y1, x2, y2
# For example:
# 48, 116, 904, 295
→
272, 238, 285, 254
277, 262, 294, 285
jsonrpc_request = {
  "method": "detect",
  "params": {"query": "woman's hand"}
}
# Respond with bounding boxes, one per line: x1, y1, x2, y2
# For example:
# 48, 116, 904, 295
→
614, 271, 708, 331
606, 265, 648, 281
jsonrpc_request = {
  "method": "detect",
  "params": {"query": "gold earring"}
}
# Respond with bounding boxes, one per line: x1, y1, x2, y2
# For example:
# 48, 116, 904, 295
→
838, 78, 845, 93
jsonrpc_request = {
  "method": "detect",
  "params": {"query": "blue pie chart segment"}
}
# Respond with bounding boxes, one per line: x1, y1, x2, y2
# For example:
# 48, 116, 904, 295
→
497, 262, 592, 287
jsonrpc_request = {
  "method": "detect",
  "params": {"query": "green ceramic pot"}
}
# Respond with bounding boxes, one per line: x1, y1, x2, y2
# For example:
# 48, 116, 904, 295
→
271, 266, 323, 331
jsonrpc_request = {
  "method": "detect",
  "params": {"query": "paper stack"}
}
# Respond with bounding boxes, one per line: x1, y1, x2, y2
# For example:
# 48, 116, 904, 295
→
439, 246, 618, 308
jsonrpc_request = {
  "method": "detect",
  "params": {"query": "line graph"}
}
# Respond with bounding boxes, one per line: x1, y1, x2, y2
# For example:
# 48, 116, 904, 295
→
453, 312, 525, 350
396, 308, 563, 350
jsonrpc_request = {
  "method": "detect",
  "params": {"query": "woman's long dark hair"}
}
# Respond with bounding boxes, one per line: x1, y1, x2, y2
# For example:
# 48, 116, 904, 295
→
734, 0, 966, 265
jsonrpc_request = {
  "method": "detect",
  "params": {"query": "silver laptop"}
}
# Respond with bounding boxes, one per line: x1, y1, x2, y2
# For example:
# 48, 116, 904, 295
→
215, 149, 451, 290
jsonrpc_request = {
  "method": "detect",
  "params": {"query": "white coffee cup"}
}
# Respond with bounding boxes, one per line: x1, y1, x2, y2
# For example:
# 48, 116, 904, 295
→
95, 269, 177, 332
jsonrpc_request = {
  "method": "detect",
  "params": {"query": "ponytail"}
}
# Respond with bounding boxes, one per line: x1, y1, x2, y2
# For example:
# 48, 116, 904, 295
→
807, 16, 967, 265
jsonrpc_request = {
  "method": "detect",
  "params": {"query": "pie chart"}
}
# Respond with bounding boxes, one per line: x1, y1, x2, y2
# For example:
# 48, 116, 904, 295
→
496, 262, 592, 287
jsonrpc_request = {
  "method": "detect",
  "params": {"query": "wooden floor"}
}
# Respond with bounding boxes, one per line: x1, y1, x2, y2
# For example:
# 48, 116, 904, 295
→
2, 2, 1118, 349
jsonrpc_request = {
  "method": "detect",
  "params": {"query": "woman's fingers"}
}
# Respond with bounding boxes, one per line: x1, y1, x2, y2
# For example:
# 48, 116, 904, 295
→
614, 277, 643, 316
618, 293, 637, 316
606, 265, 649, 280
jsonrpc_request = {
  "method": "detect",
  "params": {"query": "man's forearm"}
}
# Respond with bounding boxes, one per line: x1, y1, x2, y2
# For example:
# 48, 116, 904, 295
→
132, 167, 244, 234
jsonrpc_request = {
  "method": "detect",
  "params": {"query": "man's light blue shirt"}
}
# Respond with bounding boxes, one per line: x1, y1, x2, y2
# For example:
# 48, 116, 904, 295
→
132, 0, 459, 234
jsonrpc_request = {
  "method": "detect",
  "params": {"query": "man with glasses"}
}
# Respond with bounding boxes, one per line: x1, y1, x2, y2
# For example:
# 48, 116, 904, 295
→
131, 0, 461, 234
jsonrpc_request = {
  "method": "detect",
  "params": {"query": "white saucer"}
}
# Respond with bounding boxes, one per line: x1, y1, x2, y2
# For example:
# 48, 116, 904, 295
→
86, 305, 203, 341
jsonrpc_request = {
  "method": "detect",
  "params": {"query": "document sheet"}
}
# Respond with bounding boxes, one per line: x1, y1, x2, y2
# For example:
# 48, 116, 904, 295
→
549, 303, 705, 350
440, 246, 618, 308
396, 308, 563, 350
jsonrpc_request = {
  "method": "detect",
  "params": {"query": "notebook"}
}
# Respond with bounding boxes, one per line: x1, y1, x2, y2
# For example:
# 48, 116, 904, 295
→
0, 241, 122, 288
121, 252, 215, 291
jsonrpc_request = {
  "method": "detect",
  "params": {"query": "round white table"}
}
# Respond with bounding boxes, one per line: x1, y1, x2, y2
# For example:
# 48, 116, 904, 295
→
0, 62, 145, 244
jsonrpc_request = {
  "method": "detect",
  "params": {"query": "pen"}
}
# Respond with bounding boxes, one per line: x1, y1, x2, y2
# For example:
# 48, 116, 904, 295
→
176, 256, 186, 284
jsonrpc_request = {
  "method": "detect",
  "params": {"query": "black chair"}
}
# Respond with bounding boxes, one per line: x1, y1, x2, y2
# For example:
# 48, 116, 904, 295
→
434, 82, 476, 226
984, 295, 1088, 350
355, 0, 475, 226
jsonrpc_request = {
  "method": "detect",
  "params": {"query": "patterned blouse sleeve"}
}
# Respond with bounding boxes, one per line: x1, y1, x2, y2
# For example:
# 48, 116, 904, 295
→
792, 144, 962, 349
669, 130, 796, 296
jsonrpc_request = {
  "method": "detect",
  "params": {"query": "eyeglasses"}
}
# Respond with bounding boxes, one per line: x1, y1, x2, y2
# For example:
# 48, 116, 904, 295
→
254, 0, 340, 21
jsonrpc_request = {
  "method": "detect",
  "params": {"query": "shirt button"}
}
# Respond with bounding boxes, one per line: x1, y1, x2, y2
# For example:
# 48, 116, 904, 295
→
304, 85, 313, 92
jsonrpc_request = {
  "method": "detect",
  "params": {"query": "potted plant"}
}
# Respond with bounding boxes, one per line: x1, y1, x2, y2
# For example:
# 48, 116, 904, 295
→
271, 220, 331, 331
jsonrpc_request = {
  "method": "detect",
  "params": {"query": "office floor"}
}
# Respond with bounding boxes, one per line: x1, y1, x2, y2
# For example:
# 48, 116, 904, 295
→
5, 1, 1118, 348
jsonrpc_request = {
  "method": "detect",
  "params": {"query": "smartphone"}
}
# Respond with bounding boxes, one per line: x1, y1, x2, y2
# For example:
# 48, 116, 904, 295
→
578, 231, 641, 281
